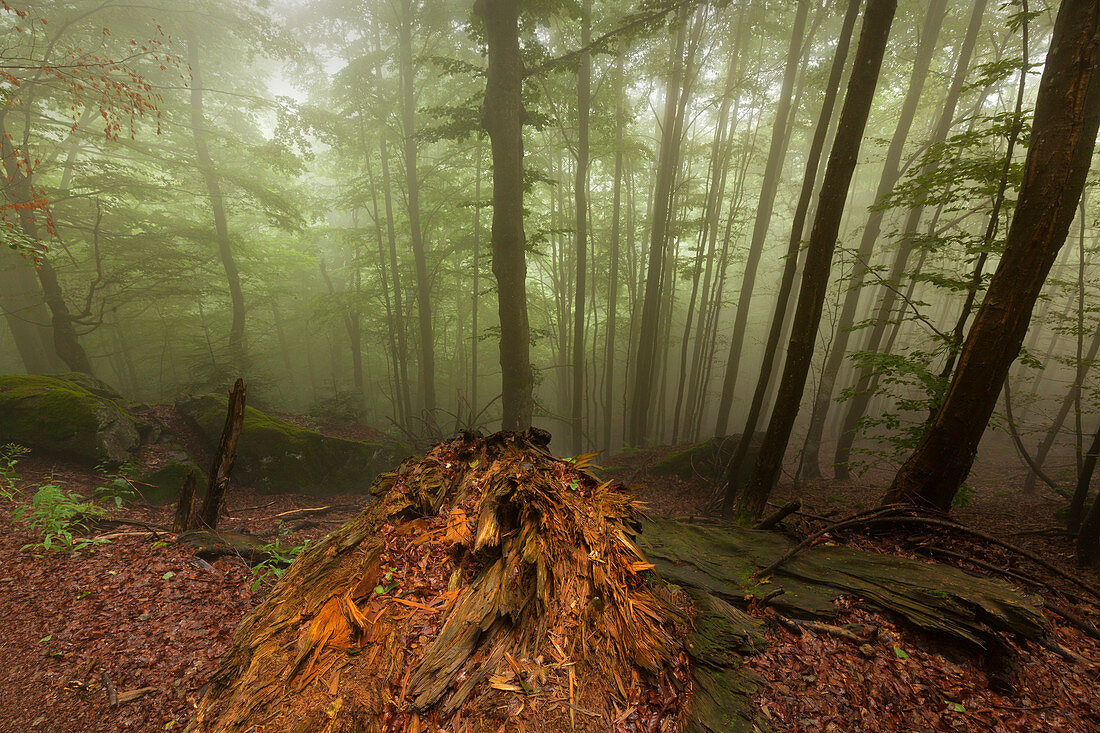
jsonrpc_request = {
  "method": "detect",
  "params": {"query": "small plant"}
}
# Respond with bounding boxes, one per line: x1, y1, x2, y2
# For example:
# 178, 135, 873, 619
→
374, 566, 400, 595
0, 443, 28, 501
13, 482, 108, 552
93, 460, 139, 508
250, 524, 310, 591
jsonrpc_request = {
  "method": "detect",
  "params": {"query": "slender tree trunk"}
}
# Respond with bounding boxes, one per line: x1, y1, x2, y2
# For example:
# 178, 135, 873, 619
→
792, 0, 948, 479
398, 0, 436, 419
603, 59, 624, 452
472, 141, 482, 420
187, 34, 246, 367
803, 0, 987, 478
724, 0, 861, 495
1024, 319, 1100, 492
714, 0, 810, 436
627, 15, 687, 446
478, 0, 532, 430
1073, 420, 1100, 559
365, 137, 406, 425
0, 113, 92, 374
378, 137, 413, 424
570, 0, 591, 453
0, 249, 59, 373
885, 0, 1100, 511
673, 21, 742, 442
730, 0, 898, 519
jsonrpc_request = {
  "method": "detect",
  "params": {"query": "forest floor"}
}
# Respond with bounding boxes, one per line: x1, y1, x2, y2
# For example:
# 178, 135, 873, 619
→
0, 429, 1098, 732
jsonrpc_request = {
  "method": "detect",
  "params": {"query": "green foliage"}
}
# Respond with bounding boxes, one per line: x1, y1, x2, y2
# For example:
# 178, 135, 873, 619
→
840, 349, 948, 473
0, 443, 28, 502
12, 483, 108, 553
249, 524, 310, 591
93, 460, 139, 508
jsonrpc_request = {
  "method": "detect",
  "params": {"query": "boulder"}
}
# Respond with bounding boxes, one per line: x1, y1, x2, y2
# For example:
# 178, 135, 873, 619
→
136, 447, 208, 503
652, 433, 765, 483
0, 374, 139, 464
177, 394, 408, 496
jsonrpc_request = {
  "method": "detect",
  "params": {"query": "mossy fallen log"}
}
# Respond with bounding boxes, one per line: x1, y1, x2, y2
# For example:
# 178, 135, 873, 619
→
639, 517, 1050, 647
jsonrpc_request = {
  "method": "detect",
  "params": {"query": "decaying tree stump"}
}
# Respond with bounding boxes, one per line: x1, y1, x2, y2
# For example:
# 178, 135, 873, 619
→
188, 430, 1053, 733
189, 429, 692, 732
174, 379, 246, 533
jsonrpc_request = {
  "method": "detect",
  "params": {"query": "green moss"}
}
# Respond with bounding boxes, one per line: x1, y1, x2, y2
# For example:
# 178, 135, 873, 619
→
0, 374, 138, 464
178, 395, 409, 496
651, 434, 764, 483
138, 459, 208, 503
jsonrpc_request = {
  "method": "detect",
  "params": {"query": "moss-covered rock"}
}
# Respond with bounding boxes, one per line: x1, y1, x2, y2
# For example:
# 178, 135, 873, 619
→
0, 374, 139, 464
652, 433, 765, 483
177, 394, 408, 496
137, 449, 208, 503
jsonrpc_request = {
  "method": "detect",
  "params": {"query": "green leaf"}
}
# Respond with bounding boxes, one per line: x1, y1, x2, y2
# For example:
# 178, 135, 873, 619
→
162, 571, 175, 580
892, 645, 909, 659
946, 700, 965, 713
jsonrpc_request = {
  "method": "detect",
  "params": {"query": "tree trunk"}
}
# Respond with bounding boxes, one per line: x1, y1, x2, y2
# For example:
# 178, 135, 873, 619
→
0, 113, 92, 374
627, 15, 687, 446
603, 59, 624, 452
1024, 318, 1100, 492
731, 0, 898, 520
187, 34, 246, 367
398, 0, 436, 420
472, 141, 482, 420
802, 0, 987, 479
478, 0, 532, 431
713, 0, 810, 436
571, 0, 591, 454
724, 0, 861, 499
1073, 420, 1100, 560
0, 250, 60, 373
885, 0, 1100, 511
198, 378, 246, 530
797, 0, 948, 479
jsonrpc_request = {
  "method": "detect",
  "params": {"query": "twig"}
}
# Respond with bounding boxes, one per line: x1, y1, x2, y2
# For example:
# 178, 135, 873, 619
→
755, 500, 802, 530
773, 613, 872, 645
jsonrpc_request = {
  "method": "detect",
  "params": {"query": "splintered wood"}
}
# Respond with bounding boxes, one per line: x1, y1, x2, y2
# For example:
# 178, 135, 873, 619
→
187, 429, 693, 732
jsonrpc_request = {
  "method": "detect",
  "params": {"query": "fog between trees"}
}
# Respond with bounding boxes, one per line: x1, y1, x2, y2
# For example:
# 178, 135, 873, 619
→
2, 0, 1099, 519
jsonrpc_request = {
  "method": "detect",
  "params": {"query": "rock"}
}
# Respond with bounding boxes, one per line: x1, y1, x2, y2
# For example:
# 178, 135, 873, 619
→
0, 374, 139, 464
652, 433, 765, 483
136, 450, 208, 503
176, 394, 408, 496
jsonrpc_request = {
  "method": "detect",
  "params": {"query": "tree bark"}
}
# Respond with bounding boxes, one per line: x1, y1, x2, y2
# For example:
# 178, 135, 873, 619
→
802, 0, 987, 479
1073, 420, 1100, 561
478, 0, 533, 430
731, 0, 898, 520
627, 14, 687, 446
885, 0, 1100, 511
198, 378, 246, 530
798, 0, 948, 479
603, 58, 624, 452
